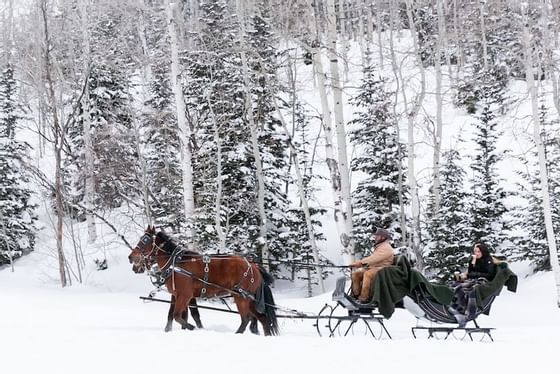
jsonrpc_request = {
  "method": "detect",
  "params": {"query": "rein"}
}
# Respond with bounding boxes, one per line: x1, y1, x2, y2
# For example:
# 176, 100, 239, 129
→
257, 258, 351, 269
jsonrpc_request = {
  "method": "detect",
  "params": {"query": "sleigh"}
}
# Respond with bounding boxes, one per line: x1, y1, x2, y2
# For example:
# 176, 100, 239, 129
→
317, 255, 517, 341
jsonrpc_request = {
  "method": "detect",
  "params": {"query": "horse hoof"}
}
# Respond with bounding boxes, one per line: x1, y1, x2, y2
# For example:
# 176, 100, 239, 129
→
183, 323, 195, 330
165, 326, 172, 332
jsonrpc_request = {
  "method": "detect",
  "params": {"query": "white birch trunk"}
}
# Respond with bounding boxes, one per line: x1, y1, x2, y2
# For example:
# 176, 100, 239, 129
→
134, 0, 152, 225
542, 1, 560, 120
237, 0, 270, 268
431, 0, 444, 216
6, 0, 14, 65
453, 0, 464, 73
41, 0, 67, 287
307, 0, 353, 264
337, 0, 350, 80
214, 128, 227, 252
274, 100, 325, 294
523, 16, 560, 308
388, 1, 407, 246
79, 0, 96, 243
357, 1, 367, 65
375, 0, 384, 69
204, 94, 227, 252
403, 0, 426, 270
479, 0, 488, 71
327, 0, 354, 261
166, 0, 195, 244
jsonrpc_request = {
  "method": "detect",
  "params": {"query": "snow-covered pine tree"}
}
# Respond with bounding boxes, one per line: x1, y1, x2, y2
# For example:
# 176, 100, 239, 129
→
0, 64, 37, 266
454, 3, 520, 114
469, 87, 510, 251
424, 148, 472, 282
185, 0, 255, 253
244, 5, 296, 272
511, 104, 560, 272
142, 42, 185, 231
349, 66, 407, 258
65, 8, 139, 213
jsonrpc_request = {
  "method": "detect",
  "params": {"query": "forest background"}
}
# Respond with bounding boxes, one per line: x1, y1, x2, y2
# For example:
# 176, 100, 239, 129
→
1, 0, 559, 299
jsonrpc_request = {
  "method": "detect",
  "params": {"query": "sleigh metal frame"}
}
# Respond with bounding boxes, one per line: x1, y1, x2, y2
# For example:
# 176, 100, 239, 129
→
314, 277, 392, 339
406, 281, 498, 342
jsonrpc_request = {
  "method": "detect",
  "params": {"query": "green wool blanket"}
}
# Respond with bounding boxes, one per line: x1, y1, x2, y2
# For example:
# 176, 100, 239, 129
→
371, 255, 518, 319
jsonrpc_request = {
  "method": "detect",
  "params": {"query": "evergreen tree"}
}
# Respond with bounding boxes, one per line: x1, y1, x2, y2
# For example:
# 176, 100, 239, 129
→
349, 67, 407, 258
512, 104, 560, 271
0, 65, 37, 265
185, 0, 254, 253
469, 93, 509, 251
65, 8, 139, 215
246, 5, 294, 270
143, 53, 185, 231
424, 148, 472, 282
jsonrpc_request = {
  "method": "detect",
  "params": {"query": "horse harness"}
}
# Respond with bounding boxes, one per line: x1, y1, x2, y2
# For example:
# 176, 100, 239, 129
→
137, 233, 257, 301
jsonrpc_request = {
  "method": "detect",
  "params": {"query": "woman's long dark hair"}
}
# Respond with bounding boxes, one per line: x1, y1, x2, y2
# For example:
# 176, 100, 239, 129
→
474, 242, 491, 259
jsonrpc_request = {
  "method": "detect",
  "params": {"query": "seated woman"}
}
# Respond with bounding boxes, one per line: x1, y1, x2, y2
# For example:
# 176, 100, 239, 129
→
449, 242, 498, 326
455, 242, 497, 282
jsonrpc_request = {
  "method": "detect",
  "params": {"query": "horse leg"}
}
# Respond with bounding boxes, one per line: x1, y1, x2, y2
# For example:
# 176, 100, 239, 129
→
174, 295, 195, 331
250, 301, 272, 336
189, 298, 203, 329
165, 295, 176, 332
255, 313, 272, 336
249, 316, 259, 335
233, 297, 250, 334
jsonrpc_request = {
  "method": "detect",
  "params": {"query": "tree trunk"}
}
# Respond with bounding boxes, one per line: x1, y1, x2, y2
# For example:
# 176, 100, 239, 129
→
135, 0, 153, 225
432, 0, 444, 217
479, 0, 488, 71
41, 0, 67, 287
403, 0, 426, 270
166, 0, 195, 245
205, 94, 227, 252
79, 0, 97, 244
388, 0, 407, 248
523, 15, 560, 308
307, 0, 352, 264
375, 0, 384, 68
327, 0, 354, 261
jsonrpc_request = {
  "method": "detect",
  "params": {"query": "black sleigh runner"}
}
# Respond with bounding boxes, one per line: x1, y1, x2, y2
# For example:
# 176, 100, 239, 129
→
318, 255, 517, 341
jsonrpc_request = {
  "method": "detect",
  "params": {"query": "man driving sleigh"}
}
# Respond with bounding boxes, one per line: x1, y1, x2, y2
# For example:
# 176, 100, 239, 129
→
349, 227, 395, 304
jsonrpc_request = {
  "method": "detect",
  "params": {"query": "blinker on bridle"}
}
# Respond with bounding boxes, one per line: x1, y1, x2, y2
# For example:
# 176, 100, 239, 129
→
137, 233, 154, 255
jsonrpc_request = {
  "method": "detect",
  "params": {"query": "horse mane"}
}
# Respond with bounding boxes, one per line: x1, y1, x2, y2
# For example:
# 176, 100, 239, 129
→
156, 231, 199, 256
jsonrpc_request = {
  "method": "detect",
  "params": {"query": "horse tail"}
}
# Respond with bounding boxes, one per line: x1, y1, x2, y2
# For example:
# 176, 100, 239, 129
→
255, 266, 279, 335
262, 282, 279, 335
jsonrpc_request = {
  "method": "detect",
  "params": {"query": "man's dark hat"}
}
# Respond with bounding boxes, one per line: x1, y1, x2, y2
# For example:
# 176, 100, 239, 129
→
373, 227, 391, 240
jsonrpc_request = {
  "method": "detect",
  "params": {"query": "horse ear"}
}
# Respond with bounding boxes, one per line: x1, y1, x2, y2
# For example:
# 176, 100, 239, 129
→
148, 225, 155, 233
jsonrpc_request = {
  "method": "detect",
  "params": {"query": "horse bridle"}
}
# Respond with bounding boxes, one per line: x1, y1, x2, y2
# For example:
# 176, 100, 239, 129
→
135, 233, 160, 269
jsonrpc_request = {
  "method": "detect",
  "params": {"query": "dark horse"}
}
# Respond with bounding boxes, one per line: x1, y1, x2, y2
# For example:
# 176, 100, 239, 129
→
129, 226, 279, 336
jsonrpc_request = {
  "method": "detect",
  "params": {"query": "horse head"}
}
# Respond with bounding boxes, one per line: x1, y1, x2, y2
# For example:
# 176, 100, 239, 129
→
128, 225, 157, 273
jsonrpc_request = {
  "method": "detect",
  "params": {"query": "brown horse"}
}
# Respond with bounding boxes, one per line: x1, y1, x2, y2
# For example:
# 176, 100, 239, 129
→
129, 242, 203, 332
128, 226, 279, 336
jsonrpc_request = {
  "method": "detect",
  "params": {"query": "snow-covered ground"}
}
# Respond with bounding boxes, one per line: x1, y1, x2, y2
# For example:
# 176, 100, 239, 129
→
1, 251, 559, 374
